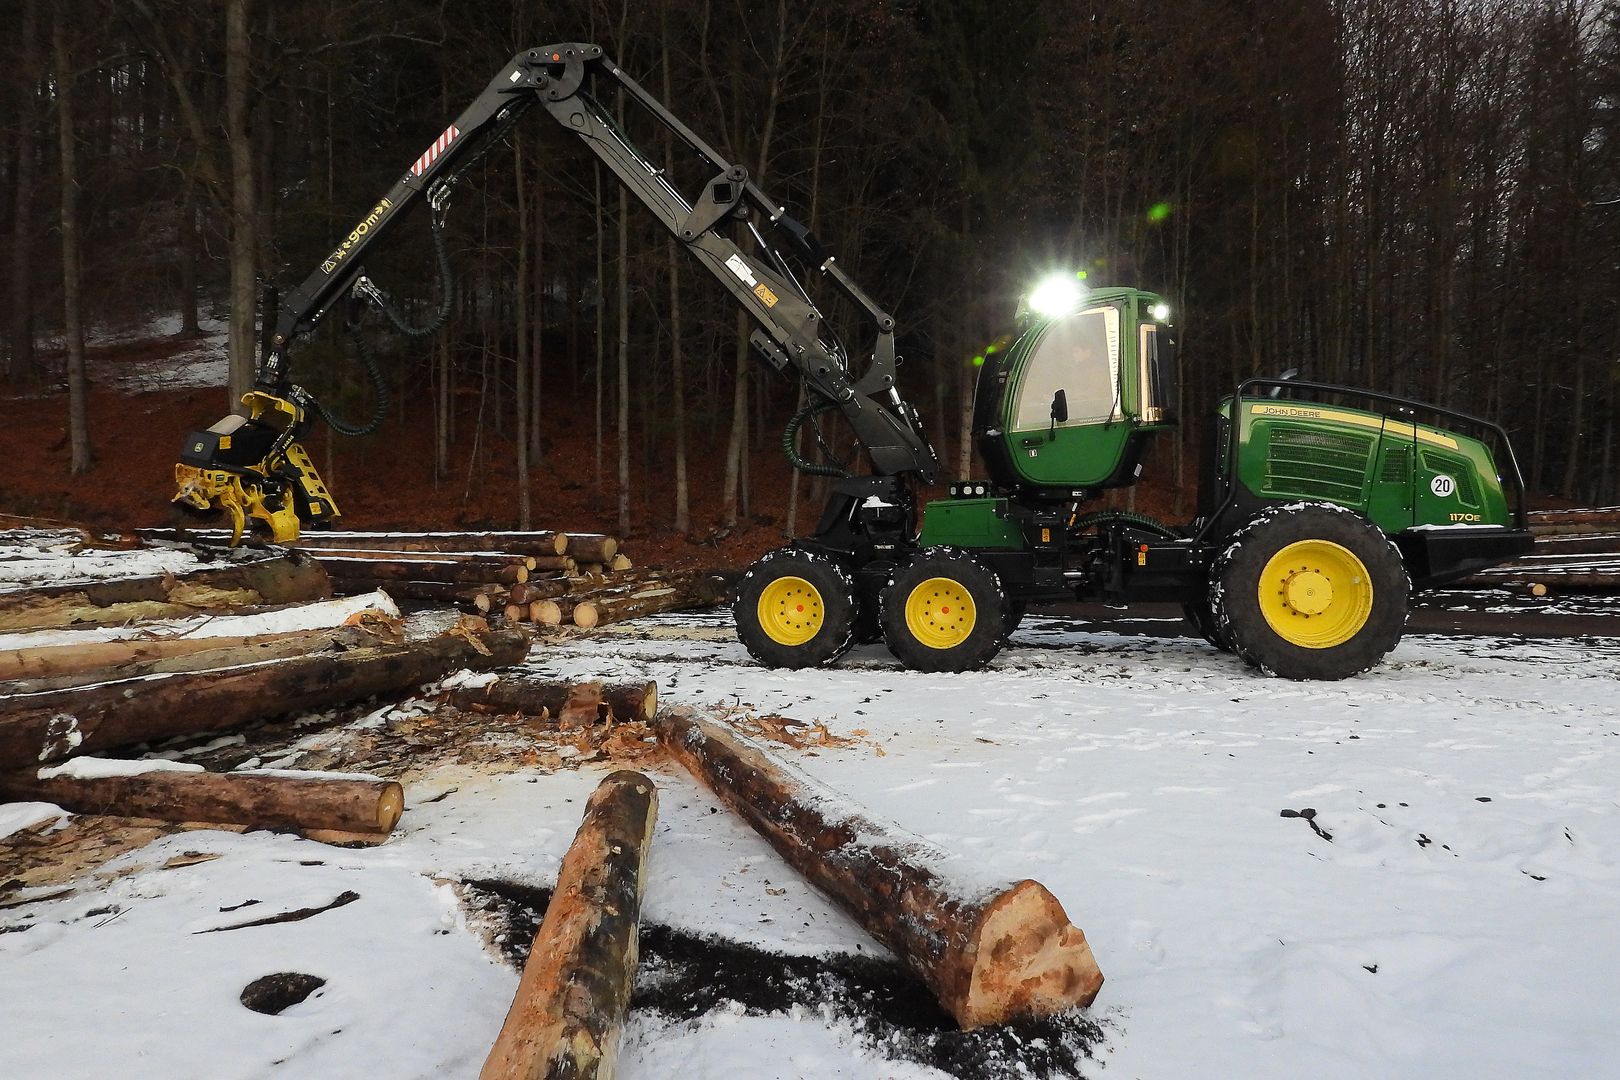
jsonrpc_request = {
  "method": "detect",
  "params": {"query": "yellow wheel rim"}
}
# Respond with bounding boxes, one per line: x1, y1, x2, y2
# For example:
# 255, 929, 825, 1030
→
1257, 539, 1373, 649
904, 577, 977, 650
757, 576, 825, 646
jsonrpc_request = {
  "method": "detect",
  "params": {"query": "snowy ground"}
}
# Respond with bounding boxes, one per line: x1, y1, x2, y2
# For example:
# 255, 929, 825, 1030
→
3, 611, 1619, 1079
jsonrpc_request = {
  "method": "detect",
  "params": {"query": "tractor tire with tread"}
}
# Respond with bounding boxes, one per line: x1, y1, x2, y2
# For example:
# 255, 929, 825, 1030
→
1209, 503, 1408, 680
735, 548, 858, 669
879, 547, 1008, 673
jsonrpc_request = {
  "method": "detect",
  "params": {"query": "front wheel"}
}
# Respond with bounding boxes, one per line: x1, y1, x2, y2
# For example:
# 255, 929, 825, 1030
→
1210, 503, 1409, 680
734, 549, 857, 668
879, 548, 1008, 672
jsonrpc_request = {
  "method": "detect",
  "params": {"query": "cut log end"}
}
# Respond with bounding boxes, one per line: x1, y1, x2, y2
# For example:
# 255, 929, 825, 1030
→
961, 880, 1104, 1028
573, 602, 600, 629
376, 782, 405, 832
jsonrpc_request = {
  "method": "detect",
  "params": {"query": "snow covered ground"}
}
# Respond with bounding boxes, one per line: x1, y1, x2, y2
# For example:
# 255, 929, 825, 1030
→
3, 612, 1618, 1079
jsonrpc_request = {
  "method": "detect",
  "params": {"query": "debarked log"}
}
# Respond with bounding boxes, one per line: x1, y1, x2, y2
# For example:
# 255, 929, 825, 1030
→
480, 770, 657, 1080
654, 708, 1104, 1028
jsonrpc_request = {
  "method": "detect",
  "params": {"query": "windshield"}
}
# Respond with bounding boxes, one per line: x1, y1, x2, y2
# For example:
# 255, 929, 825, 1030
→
1011, 306, 1120, 429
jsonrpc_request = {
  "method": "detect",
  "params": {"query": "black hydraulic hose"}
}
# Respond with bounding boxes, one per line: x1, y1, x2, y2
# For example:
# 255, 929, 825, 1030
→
369, 206, 455, 339
1071, 510, 1182, 538
782, 399, 852, 478
312, 326, 390, 437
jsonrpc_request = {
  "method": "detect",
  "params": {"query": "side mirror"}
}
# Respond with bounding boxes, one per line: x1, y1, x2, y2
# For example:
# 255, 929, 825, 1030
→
1267, 368, 1300, 399
1050, 388, 1069, 424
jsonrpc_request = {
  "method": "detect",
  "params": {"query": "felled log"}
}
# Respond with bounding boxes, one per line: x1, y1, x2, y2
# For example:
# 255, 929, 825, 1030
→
529, 600, 562, 625
655, 708, 1104, 1028
608, 554, 632, 572
530, 555, 578, 573
571, 572, 729, 629
141, 528, 572, 555
0, 553, 330, 632
308, 548, 539, 572
1, 624, 390, 693
318, 556, 528, 586
1527, 507, 1620, 532
560, 534, 619, 563
503, 603, 528, 623
0, 764, 404, 838
481, 770, 657, 1080
447, 677, 656, 725
0, 626, 527, 767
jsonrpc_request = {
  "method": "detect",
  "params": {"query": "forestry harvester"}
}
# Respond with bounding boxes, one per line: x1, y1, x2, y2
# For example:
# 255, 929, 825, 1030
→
173, 44, 1533, 680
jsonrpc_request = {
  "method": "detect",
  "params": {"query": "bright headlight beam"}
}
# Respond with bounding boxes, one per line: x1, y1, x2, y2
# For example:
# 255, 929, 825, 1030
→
1027, 275, 1086, 319
1151, 302, 1171, 322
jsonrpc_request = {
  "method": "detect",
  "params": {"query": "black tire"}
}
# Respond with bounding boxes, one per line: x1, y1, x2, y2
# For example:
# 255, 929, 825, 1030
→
1209, 503, 1409, 680
879, 547, 1008, 672
1182, 596, 1234, 652
734, 548, 857, 669
1004, 599, 1029, 637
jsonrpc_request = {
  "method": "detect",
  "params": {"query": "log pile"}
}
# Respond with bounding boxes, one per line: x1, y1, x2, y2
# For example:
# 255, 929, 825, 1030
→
1453, 510, 1620, 592
136, 528, 729, 628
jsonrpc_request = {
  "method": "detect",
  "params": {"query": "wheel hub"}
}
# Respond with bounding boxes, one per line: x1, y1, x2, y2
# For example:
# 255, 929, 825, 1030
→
904, 577, 977, 650
1281, 569, 1333, 615
1256, 539, 1374, 649
756, 576, 825, 646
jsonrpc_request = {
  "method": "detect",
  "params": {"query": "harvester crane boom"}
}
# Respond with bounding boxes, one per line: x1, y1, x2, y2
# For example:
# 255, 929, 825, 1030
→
252, 43, 936, 480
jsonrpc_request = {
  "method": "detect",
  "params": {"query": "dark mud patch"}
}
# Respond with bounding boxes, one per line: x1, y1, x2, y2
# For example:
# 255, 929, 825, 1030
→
240, 972, 326, 1015
460, 878, 1107, 1080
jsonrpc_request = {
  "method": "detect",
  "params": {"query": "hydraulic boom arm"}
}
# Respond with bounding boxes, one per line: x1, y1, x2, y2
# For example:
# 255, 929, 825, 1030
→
175, 43, 937, 543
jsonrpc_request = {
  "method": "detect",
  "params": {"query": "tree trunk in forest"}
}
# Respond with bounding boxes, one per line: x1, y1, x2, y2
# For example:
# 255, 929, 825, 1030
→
615, 94, 632, 538
0, 554, 330, 632
514, 134, 533, 530
662, 24, 690, 536
594, 162, 605, 494
0, 767, 405, 839
225, 0, 257, 409
53, 8, 91, 476
7, 0, 38, 384
178, 178, 201, 334
480, 771, 657, 1080
0, 626, 527, 767
655, 709, 1104, 1028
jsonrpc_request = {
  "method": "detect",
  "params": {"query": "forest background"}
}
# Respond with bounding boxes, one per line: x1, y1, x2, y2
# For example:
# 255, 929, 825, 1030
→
1, 0, 1613, 551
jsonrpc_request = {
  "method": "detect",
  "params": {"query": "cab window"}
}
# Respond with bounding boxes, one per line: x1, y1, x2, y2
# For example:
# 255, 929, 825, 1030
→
1012, 306, 1120, 430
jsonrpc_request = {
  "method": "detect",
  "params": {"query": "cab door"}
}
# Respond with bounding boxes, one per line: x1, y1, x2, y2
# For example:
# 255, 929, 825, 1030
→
1004, 304, 1132, 487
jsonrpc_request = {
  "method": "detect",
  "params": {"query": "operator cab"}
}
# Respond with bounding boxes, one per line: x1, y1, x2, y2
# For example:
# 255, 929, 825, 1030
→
973, 284, 1177, 498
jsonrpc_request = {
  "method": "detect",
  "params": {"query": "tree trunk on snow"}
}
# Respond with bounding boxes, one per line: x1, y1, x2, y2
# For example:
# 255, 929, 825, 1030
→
0, 767, 404, 838
0, 624, 386, 688
560, 534, 619, 563
225, 0, 257, 409
54, 8, 91, 475
0, 627, 526, 767
0, 554, 330, 632
140, 529, 573, 556
655, 708, 1105, 1028
481, 770, 657, 1080
570, 573, 729, 629
448, 677, 657, 725
314, 555, 531, 585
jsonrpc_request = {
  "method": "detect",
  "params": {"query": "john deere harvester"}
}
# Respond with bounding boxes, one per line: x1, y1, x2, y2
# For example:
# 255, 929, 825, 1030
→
171, 44, 1531, 680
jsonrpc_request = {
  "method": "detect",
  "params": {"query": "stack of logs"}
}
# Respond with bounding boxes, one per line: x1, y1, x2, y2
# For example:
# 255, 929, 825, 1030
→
139, 529, 728, 629
1457, 506, 1620, 593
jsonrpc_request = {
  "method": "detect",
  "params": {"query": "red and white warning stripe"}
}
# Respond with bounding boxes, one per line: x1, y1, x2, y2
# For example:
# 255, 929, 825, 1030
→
411, 124, 460, 177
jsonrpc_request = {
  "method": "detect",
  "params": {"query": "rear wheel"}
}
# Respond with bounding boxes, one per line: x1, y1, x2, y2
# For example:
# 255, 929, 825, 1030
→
1004, 599, 1029, 637
879, 548, 1007, 672
1182, 596, 1234, 652
734, 549, 857, 668
1210, 503, 1408, 680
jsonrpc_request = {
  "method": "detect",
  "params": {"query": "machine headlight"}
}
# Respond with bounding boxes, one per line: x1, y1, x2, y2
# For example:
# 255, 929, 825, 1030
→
1027, 274, 1087, 319
1150, 302, 1171, 322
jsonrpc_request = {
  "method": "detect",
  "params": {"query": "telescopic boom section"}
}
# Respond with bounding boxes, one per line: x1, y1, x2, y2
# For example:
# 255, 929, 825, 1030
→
264, 42, 938, 483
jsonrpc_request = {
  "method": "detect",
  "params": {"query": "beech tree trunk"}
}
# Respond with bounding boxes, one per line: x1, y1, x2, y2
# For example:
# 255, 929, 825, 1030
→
0, 554, 330, 632
655, 708, 1104, 1028
224, 0, 257, 408
481, 770, 657, 1080
448, 677, 657, 724
53, 7, 91, 475
0, 626, 526, 767
7, 0, 38, 384
0, 767, 404, 838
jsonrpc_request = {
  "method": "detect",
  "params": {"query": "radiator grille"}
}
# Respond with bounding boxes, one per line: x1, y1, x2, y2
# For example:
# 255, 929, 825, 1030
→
1262, 424, 1373, 503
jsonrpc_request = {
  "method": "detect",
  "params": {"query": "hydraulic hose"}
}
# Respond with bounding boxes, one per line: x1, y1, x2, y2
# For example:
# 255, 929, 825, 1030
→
782, 399, 852, 478
368, 206, 455, 339
312, 327, 390, 437
1071, 509, 1182, 538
